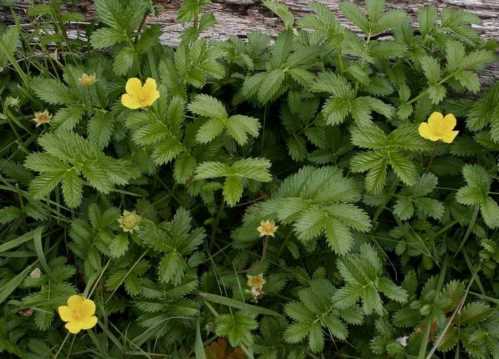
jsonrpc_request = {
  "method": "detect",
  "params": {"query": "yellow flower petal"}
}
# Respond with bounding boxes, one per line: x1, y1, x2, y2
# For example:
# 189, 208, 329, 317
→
145, 90, 160, 107
80, 315, 98, 330
442, 113, 457, 131
65, 321, 83, 334
58, 305, 73, 322
125, 78, 142, 97
142, 78, 160, 107
257, 220, 278, 237
121, 93, 141, 109
143, 78, 157, 94
427, 112, 444, 127
418, 122, 438, 141
441, 130, 459, 144
80, 298, 96, 317
67, 295, 85, 308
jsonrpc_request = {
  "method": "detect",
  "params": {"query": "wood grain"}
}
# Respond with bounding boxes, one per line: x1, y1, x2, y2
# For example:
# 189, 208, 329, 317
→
1, 1, 498, 81
148, 0, 499, 82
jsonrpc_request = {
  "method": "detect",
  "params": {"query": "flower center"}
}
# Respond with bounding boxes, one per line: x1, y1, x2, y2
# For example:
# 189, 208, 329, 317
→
262, 224, 273, 232
123, 215, 138, 229
71, 308, 83, 320
138, 91, 149, 105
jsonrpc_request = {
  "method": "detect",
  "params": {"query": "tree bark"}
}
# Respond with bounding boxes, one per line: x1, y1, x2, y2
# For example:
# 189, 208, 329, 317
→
1, 1, 498, 81
147, 0, 499, 82
149, 0, 499, 45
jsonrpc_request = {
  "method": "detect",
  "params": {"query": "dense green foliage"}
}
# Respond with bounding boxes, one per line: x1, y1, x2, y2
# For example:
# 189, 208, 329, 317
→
0, 0, 498, 357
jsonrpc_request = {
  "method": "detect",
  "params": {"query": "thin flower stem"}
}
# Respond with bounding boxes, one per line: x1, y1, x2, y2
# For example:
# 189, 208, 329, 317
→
454, 205, 479, 257
54, 333, 70, 359
105, 250, 149, 303
87, 258, 112, 298
417, 257, 448, 359
407, 73, 455, 105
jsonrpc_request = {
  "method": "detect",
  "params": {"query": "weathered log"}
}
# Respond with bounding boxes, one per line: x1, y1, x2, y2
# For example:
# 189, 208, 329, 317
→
147, 0, 499, 83
149, 0, 499, 44
1, 1, 498, 81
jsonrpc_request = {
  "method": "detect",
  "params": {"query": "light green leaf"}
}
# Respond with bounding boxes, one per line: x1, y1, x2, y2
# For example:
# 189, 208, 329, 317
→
340, 2, 368, 33
189, 94, 228, 119
325, 220, 353, 255
215, 312, 258, 347
90, 28, 125, 48
389, 152, 418, 186
196, 117, 225, 144
226, 115, 260, 145
393, 197, 414, 220
420, 56, 441, 82
308, 322, 324, 353
194, 162, 228, 179
31, 78, 73, 105
62, 170, 83, 208
231, 158, 272, 182
378, 277, 408, 303
258, 69, 286, 104
109, 234, 129, 258
223, 176, 244, 207
113, 47, 135, 75
158, 251, 186, 285
480, 197, 499, 229
263, 0, 294, 29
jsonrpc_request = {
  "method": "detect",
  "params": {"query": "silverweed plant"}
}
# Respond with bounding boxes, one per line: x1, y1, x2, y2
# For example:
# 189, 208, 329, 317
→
0, 0, 498, 358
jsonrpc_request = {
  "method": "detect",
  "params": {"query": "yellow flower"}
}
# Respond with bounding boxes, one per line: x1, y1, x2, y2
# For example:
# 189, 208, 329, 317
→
118, 210, 142, 233
32, 110, 52, 127
247, 273, 266, 301
247, 273, 266, 291
121, 77, 160, 109
418, 112, 459, 143
257, 220, 278, 237
58, 295, 97, 334
79, 73, 96, 87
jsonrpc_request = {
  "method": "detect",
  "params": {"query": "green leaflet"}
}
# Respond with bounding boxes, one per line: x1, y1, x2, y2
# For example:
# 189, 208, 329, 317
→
24, 131, 137, 207
194, 158, 272, 206
1, 0, 498, 357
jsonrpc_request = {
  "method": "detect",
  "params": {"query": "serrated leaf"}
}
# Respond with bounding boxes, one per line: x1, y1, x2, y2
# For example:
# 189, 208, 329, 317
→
109, 234, 129, 258
394, 197, 414, 220
113, 47, 135, 75
324, 220, 353, 255
455, 70, 480, 93
420, 56, 441, 82
158, 251, 186, 285
194, 162, 228, 179
62, 170, 83, 208
308, 322, 324, 353
263, 0, 294, 29
90, 28, 125, 48
389, 152, 417, 185
340, 2, 368, 33
196, 118, 225, 144
0, 27, 19, 68
226, 115, 260, 145
378, 277, 408, 303
258, 69, 285, 104
189, 94, 228, 119
88, 112, 113, 149
418, 6, 437, 34
215, 312, 257, 347
223, 176, 244, 207
427, 84, 446, 104
231, 158, 272, 182
31, 78, 73, 105
480, 197, 499, 229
